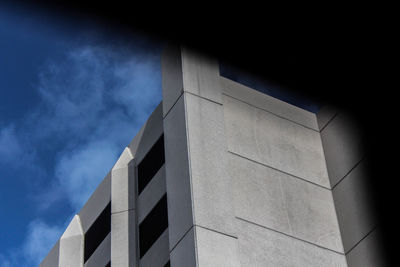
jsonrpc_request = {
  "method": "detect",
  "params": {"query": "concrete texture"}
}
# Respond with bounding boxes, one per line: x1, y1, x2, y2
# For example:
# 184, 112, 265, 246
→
40, 47, 384, 267
185, 93, 236, 237
223, 94, 330, 188
237, 220, 347, 267
111, 147, 134, 213
140, 229, 170, 267
163, 94, 193, 249
137, 165, 166, 223
161, 46, 183, 116
79, 172, 111, 233
316, 105, 337, 131
59, 215, 84, 267
170, 227, 196, 267
84, 233, 111, 267
195, 226, 240, 267
320, 113, 364, 187
346, 229, 387, 267
39, 241, 59, 267
221, 76, 319, 130
181, 48, 222, 103
111, 210, 136, 267
333, 160, 377, 253
229, 153, 343, 252
134, 102, 164, 164
111, 166, 131, 213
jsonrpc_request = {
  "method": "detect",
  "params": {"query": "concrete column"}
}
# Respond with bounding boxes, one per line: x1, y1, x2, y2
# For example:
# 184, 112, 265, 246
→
59, 215, 84, 267
162, 47, 240, 267
111, 147, 136, 267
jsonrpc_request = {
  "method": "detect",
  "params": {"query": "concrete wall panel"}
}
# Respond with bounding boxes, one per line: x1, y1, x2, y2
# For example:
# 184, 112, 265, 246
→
346, 229, 387, 267
170, 227, 196, 267
333, 160, 376, 252
223, 95, 330, 188
39, 241, 60, 267
221, 76, 319, 130
140, 229, 170, 267
137, 165, 166, 224
237, 220, 347, 267
163, 94, 193, 249
181, 48, 222, 103
196, 226, 240, 267
229, 153, 343, 252
134, 103, 163, 164
161, 46, 183, 116
185, 93, 236, 237
79, 173, 111, 233
316, 105, 337, 131
320, 113, 364, 187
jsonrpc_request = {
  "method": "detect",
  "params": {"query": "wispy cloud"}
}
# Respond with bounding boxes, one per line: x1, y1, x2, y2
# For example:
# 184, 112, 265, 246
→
0, 220, 64, 267
9, 43, 162, 209
0, 125, 23, 164
1, 41, 162, 266
23, 220, 64, 266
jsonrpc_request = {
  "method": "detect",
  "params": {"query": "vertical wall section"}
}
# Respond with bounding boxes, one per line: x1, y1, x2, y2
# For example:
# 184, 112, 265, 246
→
317, 107, 387, 267
162, 47, 240, 267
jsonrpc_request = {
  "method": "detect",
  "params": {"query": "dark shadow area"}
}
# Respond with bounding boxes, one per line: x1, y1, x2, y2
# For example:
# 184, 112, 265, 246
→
137, 134, 165, 194
84, 202, 111, 262
219, 62, 322, 113
139, 194, 168, 258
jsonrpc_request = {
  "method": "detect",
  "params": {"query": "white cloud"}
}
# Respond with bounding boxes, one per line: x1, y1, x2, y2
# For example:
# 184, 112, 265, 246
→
2, 41, 162, 266
0, 125, 23, 164
55, 139, 119, 209
23, 220, 63, 266
14, 43, 161, 209
0, 219, 65, 267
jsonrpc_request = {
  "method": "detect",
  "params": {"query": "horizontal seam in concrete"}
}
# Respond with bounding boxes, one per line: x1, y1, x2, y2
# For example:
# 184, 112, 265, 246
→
185, 91, 223, 106
319, 111, 339, 133
222, 93, 319, 132
169, 225, 194, 253
344, 226, 377, 255
228, 151, 331, 191
163, 90, 184, 119
111, 208, 135, 215
169, 224, 237, 255
195, 224, 238, 239
331, 156, 366, 190
236, 217, 345, 256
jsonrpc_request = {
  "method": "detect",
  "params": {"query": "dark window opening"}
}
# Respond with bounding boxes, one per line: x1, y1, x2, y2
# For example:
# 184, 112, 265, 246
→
137, 134, 165, 194
84, 202, 111, 262
139, 194, 168, 258
105, 262, 111, 267
164, 261, 170, 267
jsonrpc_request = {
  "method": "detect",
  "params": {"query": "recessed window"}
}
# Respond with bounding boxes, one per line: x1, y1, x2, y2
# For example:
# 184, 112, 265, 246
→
139, 194, 168, 258
84, 202, 111, 262
105, 262, 111, 267
137, 134, 165, 194
164, 261, 170, 267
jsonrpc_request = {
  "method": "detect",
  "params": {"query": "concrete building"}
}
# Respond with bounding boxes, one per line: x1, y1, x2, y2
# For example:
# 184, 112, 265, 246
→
39, 47, 385, 267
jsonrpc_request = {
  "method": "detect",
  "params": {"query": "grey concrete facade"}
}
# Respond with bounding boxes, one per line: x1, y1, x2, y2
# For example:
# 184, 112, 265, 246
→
39, 47, 384, 267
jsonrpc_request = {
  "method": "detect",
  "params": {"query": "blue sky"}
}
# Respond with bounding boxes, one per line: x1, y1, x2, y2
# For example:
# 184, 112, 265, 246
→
0, 4, 162, 266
